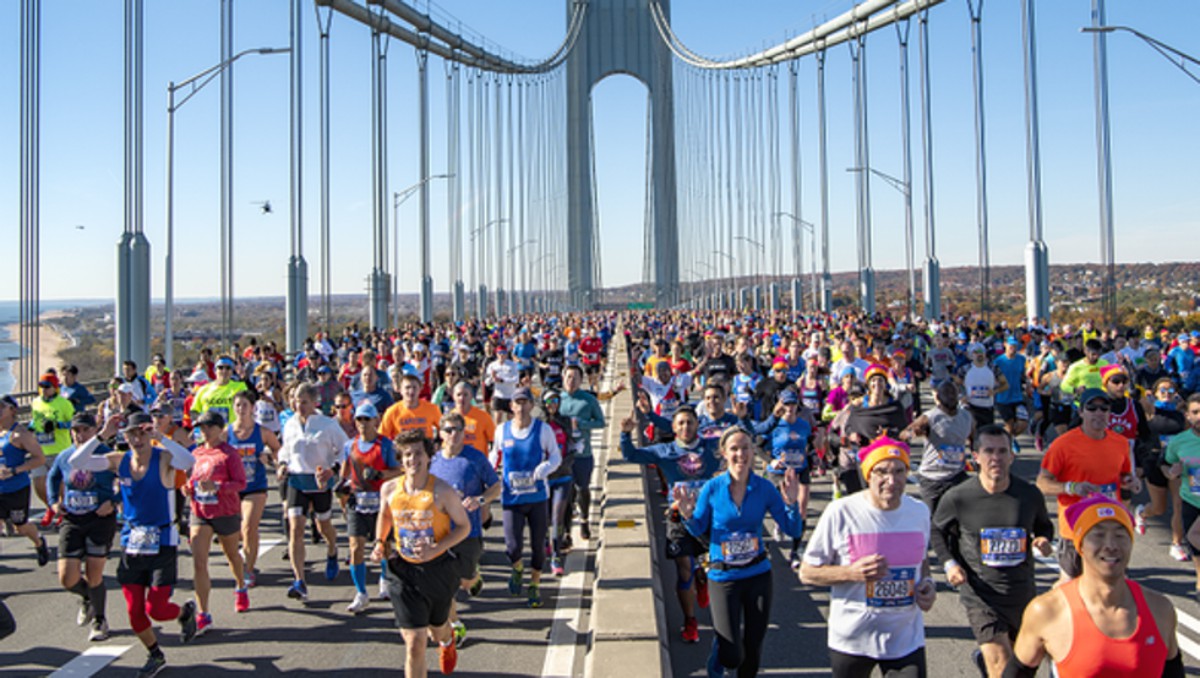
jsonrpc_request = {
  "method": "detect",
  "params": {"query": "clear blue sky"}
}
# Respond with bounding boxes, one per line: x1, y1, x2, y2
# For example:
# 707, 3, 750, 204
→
1, 0, 1197, 302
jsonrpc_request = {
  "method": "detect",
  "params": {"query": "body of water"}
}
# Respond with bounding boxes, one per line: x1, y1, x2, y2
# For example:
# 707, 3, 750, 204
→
0, 299, 111, 395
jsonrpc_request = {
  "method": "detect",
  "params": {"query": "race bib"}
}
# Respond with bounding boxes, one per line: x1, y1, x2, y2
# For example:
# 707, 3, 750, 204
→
719, 531, 760, 567
671, 479, 706, 500
127, 525, 161, 556
1098, 483, 1118, 500
193, 484, 219, 506
242, 457, 259, 477
355, 491, 381, 513
782, 448, 808, 471
36, 431, 56, 445
969, 385, 989, 400
509, 471, 537, 495
64, 490, 99, 514
399, 527, 433, 560
1188, 466, 1200, 495
865, 567, 916, 608
980, 527, 1027, 568
935, 445, 965, 469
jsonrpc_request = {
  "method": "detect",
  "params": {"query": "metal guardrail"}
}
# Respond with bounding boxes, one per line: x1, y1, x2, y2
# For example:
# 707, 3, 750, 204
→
6, 379, 110, 419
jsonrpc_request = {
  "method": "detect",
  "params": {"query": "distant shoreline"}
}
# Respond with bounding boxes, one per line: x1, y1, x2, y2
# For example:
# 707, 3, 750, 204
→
4, 309, 73, 392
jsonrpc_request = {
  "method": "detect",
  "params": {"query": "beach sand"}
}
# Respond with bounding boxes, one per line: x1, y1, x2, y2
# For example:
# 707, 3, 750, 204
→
6, 310, 73, 392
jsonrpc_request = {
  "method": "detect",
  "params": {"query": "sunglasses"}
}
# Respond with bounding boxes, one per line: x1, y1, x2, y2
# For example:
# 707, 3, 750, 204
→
1084, 403, 1111, 413
355, 416, 373, 422
1159, 387, 1177, 394
216, 366, 233, 371
1108, 377, 1128, 385
335, 404, 352, 409
441, 427, 463, 434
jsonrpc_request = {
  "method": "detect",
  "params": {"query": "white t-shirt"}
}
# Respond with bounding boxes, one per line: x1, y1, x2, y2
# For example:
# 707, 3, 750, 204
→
280, 413, 350, 474
962, 364, 996, 408
803, 493, 930, 660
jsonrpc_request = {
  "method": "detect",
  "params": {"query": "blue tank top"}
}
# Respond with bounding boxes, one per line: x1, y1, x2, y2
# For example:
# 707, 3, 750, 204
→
500, 419, 547, 506
118, 448, 177, 550
765, 418, 812, 475
227, 423, 267, 493
62, 445, 118, 515
0, 425, 30, 493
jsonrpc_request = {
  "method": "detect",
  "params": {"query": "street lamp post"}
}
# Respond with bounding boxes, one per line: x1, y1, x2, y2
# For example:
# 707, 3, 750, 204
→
847, 166, 915, 318
165, 46, 288, 368
392, 173, 452, 328
1081, 21, 1200, 325
507, 238, 537, 312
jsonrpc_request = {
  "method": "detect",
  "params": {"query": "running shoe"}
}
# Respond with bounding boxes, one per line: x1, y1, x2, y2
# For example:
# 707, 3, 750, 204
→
695, 567, 709, 609
88, 617, 110, 642
550, 556, 564, 577
789, 552, 802, 572
178, 600, 198, 644
1134, 504, 1147, 536
439, 639, 458, 674
136, 653, 166, 678
325, 554, 340, 581
681, 617, 700, 644
287, 579, 309, 602
347, 591, 370, 615
561, 534, 573, 553
195, 612, 213, 637
77, 596, 93, 626
35, 537, 50, 567
451, 620, 466, 648
53, 511, 64, 528
1171, 543, 1191, 562
235, 588, 250, 613
244, 569, 257, 589
527, 583, 542, 609
468, 575, 483, 597
508, 565, 524, 596
39, 508, 56, 529
378, 575, 391, 601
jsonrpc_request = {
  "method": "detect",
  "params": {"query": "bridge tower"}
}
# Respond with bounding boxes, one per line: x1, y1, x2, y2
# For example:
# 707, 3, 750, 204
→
566, 0, 678, 309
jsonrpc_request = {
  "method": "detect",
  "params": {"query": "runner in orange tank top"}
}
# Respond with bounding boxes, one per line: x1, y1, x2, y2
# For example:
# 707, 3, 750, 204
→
1009, 495, 1183, 677
372, 430, 469, 678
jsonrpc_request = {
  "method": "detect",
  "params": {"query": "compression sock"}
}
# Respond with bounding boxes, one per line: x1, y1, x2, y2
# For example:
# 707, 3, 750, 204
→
350, 563, 368, 595
88, 584, 107, 622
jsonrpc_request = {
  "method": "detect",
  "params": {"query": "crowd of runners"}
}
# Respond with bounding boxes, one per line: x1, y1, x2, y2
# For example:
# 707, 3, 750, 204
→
1, 309, 1198, 677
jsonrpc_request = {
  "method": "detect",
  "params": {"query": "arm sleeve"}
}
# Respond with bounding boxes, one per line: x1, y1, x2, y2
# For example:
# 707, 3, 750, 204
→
47, 454, 65, 505
645, 411, 672, 431
534, 424, 562, 481
750, 415, 779, 437
159, 437, 195, 471
929, 493, 960, 566
65, 436, 109, 471
619, 432, 663, 466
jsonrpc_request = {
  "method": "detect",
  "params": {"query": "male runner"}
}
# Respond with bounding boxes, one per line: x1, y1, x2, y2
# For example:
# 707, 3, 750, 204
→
1162, 393, 1200, 601
0, 395, 50, 565
66, 412, 199, 678
47, 412, 115, 641
30, 372, 75, 526
1009, 495, 1182, 677
801, 437, 936, 677
931, 424, 1054, 677
380, 373, 442, 440
341, 402, 400, 614
559, 365, 605, 540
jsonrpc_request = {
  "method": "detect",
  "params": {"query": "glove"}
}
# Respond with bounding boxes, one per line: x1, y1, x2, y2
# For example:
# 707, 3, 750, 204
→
42, 420, 55, 435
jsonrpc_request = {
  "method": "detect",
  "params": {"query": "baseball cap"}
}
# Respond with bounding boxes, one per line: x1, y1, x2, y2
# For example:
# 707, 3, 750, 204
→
354, 402, 379, 419
70, 412, 97, 429
317, 365, 333, 374
122, 412, 154, 431
195, 410, 226, 428
215, 357, 236, 368
1078, 388, 1111, 409
779, 389, 799, 405
38, 373, 59, 388
1005, 336, 1020, 346
117, 382, 137, 395
968, 343, 985, 355
512, 387, 533, 402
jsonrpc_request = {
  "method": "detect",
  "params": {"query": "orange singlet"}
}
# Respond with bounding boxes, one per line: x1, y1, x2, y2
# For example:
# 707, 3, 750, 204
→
388, 476, 451, 564
1055, 578, 1168, 677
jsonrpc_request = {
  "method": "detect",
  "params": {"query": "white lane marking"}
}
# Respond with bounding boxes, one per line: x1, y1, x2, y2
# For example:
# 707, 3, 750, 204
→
1036, 549, 1200, 661
540, 540, 588, 678
49, 644, 132, 678
257, 537, 283, 559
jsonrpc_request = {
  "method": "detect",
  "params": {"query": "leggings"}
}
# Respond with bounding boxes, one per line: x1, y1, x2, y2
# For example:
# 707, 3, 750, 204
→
503, 502, 548, 572
572, 455, 594, 522
829, 647, 927, 678
548, 482, 572, 555
710, 571, 773, 678
122, 584, 181, 633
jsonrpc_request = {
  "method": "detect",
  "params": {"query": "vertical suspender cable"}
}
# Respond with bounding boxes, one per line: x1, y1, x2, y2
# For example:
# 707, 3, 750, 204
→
967, 0, 991, 321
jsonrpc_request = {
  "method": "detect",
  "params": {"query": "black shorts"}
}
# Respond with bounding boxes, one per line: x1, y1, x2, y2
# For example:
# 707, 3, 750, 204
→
286, 486, 333, 519
347, 510, 379, 538
59, 513, 118, 559
188, 512, 242, 536
491, 397, 512, 414
117, 546, 179, 588
665, 513, 706, 560
1049, 403, 1073, 426
1056, 537, 1082, 579
1182, 501, 1200, 554
584, 363, 601, 375
0, 485, 32, 526
967, 405, 995, 428
996, 402, 1029, 423
1144, 451, 1169, 489
239, 488, 269, 499
962, 595, 1025, 644
453, 536, 484, 581
384, 553, 459, 629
